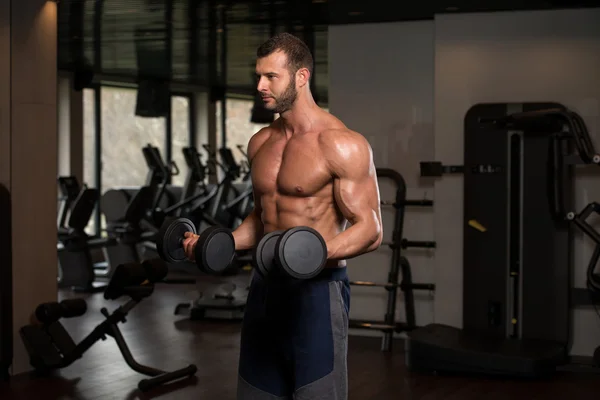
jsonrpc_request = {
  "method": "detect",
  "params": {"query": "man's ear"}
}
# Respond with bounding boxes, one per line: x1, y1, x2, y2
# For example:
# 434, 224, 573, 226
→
296, 67, 310, 88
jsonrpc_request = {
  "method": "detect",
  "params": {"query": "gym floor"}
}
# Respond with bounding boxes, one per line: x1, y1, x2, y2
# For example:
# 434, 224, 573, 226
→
2, 275, 600, 399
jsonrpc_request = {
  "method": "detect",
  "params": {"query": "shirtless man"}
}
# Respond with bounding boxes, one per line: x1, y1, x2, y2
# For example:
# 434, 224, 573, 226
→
183, 32, 383, 400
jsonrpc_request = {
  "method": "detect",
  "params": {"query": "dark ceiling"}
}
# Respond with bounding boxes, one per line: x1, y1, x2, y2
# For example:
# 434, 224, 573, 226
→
58, 0, 600, 103
315, 0, 600, 25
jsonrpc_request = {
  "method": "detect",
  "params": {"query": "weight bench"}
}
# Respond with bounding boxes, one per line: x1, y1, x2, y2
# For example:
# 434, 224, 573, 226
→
20, 259, 197, 392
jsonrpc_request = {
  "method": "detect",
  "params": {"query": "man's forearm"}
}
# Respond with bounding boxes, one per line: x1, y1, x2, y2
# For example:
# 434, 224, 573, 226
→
326, 220, 382, 261
232, 209, 264, 251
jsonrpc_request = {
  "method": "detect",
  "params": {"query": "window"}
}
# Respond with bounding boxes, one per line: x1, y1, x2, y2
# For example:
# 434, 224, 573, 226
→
83, 87, 98, 235
83, 88, 97, 189
82, 85, 193, 233
100, 86, 167, 192
171, 95, 191, 187
215, 97, 270, 180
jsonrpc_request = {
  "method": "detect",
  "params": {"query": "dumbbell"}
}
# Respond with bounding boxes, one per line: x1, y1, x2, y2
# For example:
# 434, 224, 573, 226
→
253, 226, 328, 280
156, 217, 236, 275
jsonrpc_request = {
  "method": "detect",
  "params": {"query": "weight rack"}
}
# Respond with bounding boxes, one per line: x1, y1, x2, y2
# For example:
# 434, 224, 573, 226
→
348, 168, 436, 352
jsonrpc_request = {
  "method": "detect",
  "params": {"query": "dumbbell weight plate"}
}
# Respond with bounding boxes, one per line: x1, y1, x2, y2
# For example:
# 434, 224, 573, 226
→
253, 231, 283, 278
156, 218, 197, 263
195, 225, 236, 274
275, 227, 327, 280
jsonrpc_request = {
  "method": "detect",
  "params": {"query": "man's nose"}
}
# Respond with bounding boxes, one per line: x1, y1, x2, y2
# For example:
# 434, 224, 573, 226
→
257, 77, 268, 93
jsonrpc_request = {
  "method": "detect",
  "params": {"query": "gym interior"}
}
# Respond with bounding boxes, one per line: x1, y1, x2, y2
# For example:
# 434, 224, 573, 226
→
2, 1, 600, 398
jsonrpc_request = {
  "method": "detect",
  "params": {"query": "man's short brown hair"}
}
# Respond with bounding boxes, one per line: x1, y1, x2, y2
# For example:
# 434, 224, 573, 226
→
257, 32, 314, 79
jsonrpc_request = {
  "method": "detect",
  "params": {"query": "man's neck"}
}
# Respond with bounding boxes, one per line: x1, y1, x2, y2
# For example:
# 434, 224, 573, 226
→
279, 95, 321, 137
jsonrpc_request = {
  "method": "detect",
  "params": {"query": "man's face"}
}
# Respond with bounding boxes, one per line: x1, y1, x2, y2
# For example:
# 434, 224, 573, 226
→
255, 50, 298, 114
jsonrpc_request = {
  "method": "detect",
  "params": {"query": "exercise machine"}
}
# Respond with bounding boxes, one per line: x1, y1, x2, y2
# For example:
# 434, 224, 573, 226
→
170, 146, 254, 321
200, 144, 251, 229
57, 177, 114, 282
57, 176, 82, 232
215, 147, 254, 228
99, 187, 147, 269
348, 168, 436, 351
57, 185, 115, 292
20, 258, 197, 392
0, 183, 12, 381
101, 186, 162, 267
178, 146, 212, 219
149, 146, 223, 231
142, 143, 181, 217
567, 202, 600, 367
235, 144, 251, 181
409, 103, 600, 378
99, 144, 181, 269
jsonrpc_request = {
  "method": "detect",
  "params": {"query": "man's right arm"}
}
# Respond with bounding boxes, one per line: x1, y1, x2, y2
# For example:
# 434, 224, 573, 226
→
231, 196, 263, 251
230, 128, 271, 250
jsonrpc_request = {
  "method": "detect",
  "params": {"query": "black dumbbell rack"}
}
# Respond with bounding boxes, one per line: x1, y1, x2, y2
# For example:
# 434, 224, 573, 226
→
348, 168, 436, 352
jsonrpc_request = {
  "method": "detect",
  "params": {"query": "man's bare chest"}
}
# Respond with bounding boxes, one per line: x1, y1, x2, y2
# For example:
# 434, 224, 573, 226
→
251, 138, 332, 197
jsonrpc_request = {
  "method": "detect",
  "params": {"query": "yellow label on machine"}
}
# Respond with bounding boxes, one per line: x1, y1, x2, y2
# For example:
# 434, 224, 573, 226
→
468, 219, 487, 232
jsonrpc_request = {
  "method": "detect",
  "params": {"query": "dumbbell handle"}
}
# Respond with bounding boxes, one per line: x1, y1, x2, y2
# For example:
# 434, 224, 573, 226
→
178, 233, 198, 256
157, 217, 235, 275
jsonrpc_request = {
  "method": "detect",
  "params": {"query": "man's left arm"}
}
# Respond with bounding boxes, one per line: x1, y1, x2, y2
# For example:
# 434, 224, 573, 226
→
322, 130, 383, 260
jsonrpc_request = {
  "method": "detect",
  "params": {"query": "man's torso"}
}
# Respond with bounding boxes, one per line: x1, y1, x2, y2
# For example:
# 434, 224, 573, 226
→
251, 113, 347, 268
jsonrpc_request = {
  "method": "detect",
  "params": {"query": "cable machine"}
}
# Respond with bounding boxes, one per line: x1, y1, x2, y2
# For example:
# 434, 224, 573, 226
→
409, 103, 600, 377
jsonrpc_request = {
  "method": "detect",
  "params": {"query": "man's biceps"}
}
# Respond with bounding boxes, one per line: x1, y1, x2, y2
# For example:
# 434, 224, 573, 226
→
342, 195, 373, 214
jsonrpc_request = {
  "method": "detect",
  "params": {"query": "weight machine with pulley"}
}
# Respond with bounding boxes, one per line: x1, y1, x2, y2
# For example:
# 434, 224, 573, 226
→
409, 102, 600, 377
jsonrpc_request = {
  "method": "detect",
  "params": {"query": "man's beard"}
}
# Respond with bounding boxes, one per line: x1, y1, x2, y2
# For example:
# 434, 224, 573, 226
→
267, 79, 297, 114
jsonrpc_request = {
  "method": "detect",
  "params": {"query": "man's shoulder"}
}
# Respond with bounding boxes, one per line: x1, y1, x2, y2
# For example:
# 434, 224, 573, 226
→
248, 125, 276, 160
318, 127, 373, 178
251, 125, 273, 141
318, 126, 372, 156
